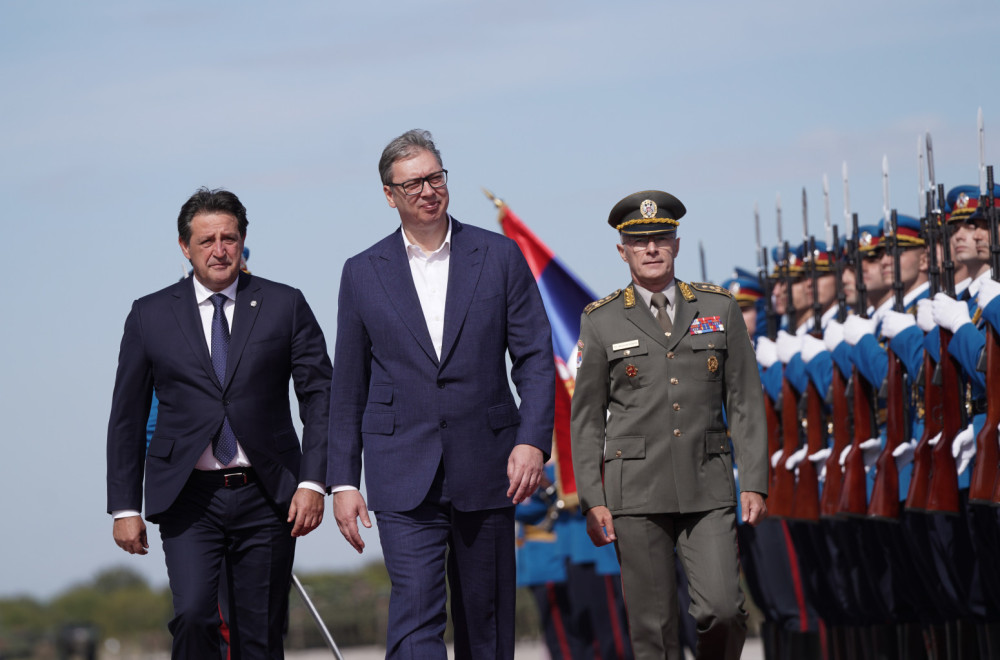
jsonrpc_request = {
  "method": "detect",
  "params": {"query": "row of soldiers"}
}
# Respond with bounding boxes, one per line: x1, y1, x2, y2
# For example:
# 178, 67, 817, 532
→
724, 178, 1000, 659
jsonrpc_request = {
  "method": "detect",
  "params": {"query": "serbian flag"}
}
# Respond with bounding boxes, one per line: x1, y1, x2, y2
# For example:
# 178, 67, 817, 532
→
489, 191, 596, 505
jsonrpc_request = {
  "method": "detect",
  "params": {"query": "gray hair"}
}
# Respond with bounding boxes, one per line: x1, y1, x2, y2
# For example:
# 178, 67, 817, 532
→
378, 129, 443, 185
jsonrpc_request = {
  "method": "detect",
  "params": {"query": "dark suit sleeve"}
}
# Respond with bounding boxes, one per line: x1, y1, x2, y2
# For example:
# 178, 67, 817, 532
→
503, 243, 555, 457
106, 301, 154, 514
327, 260, 371, 488
722, 298, 769, 496
289, 288, 333, 487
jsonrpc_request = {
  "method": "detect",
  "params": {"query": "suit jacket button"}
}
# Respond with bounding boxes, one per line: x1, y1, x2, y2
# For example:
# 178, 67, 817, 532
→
223, 399, 230, 406
667, 352, 675, 359
670, 377, 679, 385
439, 420, 447, 429
673, 429, 681, 437
672, 403, 680, 411
438, 382, 446, 389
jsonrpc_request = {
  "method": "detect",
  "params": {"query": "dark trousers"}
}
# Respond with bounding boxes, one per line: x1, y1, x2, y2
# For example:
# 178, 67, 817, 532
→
158, 474, 295, 660
374, 466, 516, 660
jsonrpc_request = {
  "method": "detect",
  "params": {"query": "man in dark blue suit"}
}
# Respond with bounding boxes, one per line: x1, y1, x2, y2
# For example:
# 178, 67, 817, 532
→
106, 188, 332, 659
328, 129, 555, 659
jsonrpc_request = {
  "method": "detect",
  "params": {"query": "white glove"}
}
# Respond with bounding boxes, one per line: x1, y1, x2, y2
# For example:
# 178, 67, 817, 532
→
881, 310, 916, 339
800, 334, 827, 363
824, 319, 845, 351
756, 336, 778, 369
860, 438, 882, 472
932, 292, 972, 333
978, 278, 1000, 310
775, 330, 800, 364
892, 438, 917, 470
916, 298, 936, 333
770, 448, 784, 469
785, 446, 808, 471
843, 315, 877, 346
953, 423, 976, 475
928, 431, 943, 447
808, 447, 833, 483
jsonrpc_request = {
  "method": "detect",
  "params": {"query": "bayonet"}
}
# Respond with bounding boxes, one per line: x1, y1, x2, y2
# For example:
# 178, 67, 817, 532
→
754, 202, 763, 270
699, 240, 707, 282
918, 135, 926, 218
842, 161, 852, 226
776, 193, 783, 245
882, 155, 891, 228
980, 107, 987, 194
926, 133, 937, 208
823, 174, 832, 246
802, 187, 809, 243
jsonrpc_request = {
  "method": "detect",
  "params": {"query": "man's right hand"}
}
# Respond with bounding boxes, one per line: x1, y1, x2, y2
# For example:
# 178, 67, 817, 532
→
113, 516, 148, 555
584, 506, 616, 547
333, 490, 371, 553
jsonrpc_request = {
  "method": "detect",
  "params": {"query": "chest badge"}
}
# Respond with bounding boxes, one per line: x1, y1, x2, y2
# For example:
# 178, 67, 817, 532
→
625, 364, 638, 378
707, 356, 719, 373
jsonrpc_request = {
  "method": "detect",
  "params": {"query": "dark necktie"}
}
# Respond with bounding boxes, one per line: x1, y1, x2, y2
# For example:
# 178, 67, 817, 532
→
651, 292, 673, 335
211, 294, 237, 465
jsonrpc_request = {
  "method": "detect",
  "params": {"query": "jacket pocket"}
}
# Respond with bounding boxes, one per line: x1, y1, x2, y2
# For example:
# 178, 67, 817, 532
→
705, 430, 730, 455
488, 403, 521, 431
604, 436, 646, 510
147, 435, 174, 459
361, 412, 395, 435
368, 384, 393, 404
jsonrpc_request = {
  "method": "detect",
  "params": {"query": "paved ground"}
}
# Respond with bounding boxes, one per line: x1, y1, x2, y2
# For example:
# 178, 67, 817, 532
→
287, 637, 766, 659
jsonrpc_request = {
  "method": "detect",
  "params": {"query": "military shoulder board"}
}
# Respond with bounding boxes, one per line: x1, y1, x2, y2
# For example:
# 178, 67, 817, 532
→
690, 282, 734, 298
585, 289, 622, 314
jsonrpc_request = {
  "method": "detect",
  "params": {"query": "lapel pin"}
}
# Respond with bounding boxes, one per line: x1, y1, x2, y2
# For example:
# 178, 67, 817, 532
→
250, 300, 257, 308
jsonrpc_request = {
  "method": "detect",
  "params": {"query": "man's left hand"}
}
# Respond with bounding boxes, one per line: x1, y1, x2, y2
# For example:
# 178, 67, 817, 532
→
507, 445, 544, 504
741, 492, 767, 526
287, 488, 325, 537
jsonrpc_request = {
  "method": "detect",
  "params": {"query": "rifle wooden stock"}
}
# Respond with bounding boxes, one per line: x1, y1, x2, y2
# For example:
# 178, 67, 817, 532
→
838, 367, 875, 516
791, 380, 823, 521
765, 393, 781, 496
926, 329, 962, 514
904, 353, 943, 510
970, 324, 1000, 503
770, 375, 800, 518
821, 366, 851, 517
868, 349, 905, 520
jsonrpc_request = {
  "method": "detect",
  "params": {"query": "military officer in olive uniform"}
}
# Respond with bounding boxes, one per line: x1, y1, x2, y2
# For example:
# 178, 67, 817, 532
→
570, 190, 769, 660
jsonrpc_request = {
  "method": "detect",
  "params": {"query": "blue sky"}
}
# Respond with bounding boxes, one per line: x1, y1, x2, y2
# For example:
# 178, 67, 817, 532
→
2, 1, 998, 598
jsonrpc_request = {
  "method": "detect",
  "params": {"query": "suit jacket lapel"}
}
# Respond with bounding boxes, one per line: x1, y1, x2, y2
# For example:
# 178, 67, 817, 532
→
439, 220, 485, 366
171, 277, 218, 388
666, 280, 698, 352
372, 229, 439, 365
622, 283, 672, 350
225, 272, 262, 388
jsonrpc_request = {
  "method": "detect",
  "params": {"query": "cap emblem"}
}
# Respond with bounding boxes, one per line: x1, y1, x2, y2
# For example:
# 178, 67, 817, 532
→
639, 199, 658, 219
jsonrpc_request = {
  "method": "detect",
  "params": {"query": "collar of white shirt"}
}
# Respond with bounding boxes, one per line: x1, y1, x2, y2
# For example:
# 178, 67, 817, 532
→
191, 275, 239, 305
401, 216, 453, 259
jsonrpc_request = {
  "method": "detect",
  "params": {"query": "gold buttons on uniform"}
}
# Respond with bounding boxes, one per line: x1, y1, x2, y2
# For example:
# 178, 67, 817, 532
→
673, 429, 681, 437
672, 403, 680, 411
624, 350, 631, 356
708, 342, 715, 349
667, 352, 675, 359
615, 449, 622, 457
670, 377, 679, 385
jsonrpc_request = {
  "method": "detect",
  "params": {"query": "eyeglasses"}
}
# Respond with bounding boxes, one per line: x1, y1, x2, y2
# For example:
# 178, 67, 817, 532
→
388, 170, 448, 196
622, 235, 674, 252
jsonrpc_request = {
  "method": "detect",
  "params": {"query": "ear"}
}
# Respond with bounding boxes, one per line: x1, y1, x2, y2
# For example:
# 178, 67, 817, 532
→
617, 242, 628, 263
178, 236, 192, 261
384, 185, 397, 209
918, 247, 929, 273
673, 236, 681, 256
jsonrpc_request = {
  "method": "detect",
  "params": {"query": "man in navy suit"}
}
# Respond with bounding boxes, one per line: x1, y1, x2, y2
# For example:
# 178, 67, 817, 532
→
106, 188, 332, 659
328, 129, 555, 659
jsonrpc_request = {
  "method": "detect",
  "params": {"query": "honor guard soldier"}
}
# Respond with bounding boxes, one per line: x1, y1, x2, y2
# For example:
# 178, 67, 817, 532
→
570, 190, 768, 660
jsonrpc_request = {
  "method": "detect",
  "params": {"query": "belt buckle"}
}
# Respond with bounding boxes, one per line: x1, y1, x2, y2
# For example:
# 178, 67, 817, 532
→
223, 471, 247, 488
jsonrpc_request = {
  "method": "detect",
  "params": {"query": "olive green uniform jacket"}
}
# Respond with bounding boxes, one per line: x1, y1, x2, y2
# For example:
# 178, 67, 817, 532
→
570, 280, 768, 515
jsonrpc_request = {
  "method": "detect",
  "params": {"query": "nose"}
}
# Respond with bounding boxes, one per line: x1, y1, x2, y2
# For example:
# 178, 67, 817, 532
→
212, 240, 227, 258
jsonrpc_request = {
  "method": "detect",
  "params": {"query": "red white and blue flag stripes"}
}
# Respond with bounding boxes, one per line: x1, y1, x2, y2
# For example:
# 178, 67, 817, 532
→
493, 194, 595, 502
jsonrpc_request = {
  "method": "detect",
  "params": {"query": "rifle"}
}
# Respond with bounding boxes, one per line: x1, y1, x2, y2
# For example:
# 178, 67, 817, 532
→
756, 205, 782, 475
869, 209, 906, 520
926, 182, 964, 514
971, 165, 1000, 503
838, 213, 877, 517
771, 239, 799, 518
791, 180, 822, 520
821, 224, 853, 516
905, 192, 943, 510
